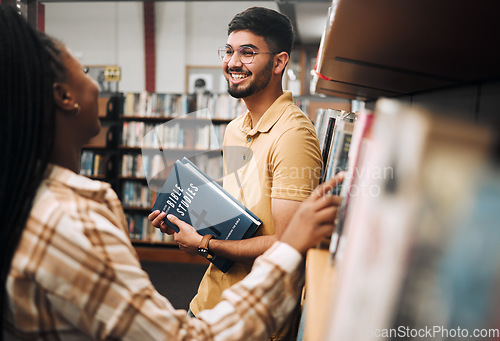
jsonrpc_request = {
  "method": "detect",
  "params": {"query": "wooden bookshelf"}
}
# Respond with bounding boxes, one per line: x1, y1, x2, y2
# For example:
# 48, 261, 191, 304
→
306, 0, 500, 338
80, 92, 232, 258
315, 0, 500, 100
304, 249, 337, 341
135, 244, 209, 264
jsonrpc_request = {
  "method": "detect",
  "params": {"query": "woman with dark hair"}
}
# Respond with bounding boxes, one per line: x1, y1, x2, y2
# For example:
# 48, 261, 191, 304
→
0, 4, 342, 340
0, 4, 64, 334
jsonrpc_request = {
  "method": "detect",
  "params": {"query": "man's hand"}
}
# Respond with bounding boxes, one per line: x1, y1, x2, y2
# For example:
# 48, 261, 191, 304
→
148, 210, 176, 234
148, 211, 203, 256
165, 214, 203, 256
280, 173, 344, 254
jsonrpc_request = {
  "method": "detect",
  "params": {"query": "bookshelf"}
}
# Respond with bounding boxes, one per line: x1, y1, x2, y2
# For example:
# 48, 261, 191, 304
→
313, 0, 500, 102
81, 91, 243, 253
304, 0, 500, 340
81, 94, 120, 182
135, 244, 209, 264
294, 94, 351, 123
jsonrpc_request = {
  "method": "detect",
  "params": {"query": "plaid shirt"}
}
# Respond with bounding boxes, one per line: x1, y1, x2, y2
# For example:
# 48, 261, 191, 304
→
4, 164, 304, 340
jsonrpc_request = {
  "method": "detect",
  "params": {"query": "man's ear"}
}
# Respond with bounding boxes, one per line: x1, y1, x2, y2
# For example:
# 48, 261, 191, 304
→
53, 82, 75, 112
273, 52, 289, 75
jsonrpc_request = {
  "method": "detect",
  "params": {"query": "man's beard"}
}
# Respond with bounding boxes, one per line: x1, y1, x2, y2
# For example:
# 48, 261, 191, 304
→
226, 59, 273, 99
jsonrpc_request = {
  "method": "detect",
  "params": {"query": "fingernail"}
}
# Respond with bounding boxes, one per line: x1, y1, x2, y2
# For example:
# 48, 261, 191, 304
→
167, 214, 174, 220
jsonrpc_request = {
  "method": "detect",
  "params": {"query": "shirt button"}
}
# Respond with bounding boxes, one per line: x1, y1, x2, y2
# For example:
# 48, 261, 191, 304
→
243, 155, 246, 160
247, 137, 251, 142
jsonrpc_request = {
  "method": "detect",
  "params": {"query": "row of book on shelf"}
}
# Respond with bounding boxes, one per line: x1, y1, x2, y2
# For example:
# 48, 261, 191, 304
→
80, 146, 224, 183
80, 151, 108, 177
125, 212, 173, 243
314, 99, 500, 339
122, 152, 223, 182
121, 121, 227, 150
122, 181, 156, 209
123, 91, 246, 120
121, 154, 223, 209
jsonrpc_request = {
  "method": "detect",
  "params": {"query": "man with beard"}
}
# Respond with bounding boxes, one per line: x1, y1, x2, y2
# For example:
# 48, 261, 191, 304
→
150, 7, 322, 340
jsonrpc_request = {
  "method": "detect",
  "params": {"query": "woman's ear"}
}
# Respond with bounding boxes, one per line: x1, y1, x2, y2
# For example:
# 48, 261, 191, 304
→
53, 82, 75, 112
273, 51, 289, 75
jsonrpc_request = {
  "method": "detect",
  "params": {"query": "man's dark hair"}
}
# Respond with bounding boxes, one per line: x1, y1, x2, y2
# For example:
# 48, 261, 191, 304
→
227, 6, 294, 56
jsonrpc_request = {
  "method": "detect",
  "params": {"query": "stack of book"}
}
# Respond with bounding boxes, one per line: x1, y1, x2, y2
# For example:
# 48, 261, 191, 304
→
320, 98, 500, 340
122, 181, 156, 209
79, 151, 108, 177
315, 108, 358, 250
122, 119, 226, 151
126, 212, 173, 243
123, 91, 246, 120
124, 92, 194, 117
316, 109, 358, 186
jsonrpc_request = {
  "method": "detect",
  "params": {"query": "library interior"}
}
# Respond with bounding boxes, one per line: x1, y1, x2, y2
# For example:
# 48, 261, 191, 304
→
2, 0, 500, 340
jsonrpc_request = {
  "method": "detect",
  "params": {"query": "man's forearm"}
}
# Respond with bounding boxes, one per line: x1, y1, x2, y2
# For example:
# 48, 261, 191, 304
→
208, 234, 279, 264
205, 199, 302, 264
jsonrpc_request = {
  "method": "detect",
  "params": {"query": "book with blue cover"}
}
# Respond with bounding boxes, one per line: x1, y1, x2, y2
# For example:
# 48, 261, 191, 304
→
151, 157, 262, 272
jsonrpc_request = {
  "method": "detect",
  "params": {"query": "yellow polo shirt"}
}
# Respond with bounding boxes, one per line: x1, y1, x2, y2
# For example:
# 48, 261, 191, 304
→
190, 91, 322, 315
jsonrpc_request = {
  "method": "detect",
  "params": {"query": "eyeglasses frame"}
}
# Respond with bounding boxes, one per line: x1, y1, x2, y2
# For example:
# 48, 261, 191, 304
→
218, 46, 277, 64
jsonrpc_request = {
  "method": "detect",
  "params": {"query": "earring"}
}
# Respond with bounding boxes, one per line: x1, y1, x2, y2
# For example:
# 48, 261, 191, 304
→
73, 103, 81, 115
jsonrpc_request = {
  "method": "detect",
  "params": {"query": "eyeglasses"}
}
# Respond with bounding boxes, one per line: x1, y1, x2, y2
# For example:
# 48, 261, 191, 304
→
217, 46, 277, 64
